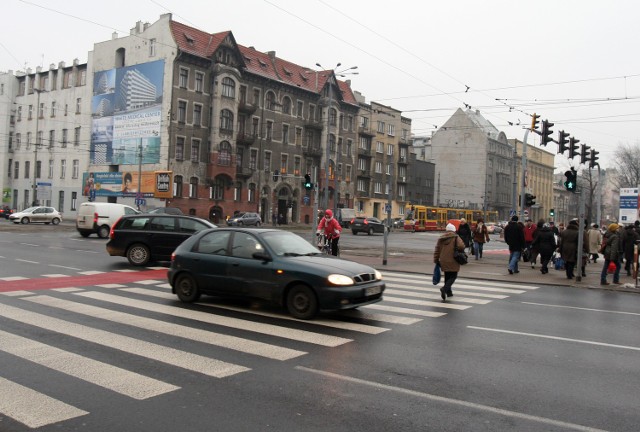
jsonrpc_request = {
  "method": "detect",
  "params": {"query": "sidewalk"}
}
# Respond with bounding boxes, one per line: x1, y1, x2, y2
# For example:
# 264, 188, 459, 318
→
340, 247, 640, 294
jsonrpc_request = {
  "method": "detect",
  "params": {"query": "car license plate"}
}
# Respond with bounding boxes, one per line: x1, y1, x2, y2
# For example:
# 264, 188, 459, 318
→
365, 286, 381, 296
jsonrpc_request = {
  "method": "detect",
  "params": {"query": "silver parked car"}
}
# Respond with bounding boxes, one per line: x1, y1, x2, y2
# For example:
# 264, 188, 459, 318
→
227, 212, 262, 226
9, 206, 63, 225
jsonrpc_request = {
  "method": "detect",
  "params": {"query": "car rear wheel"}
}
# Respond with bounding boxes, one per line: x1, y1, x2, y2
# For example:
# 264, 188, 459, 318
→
175, 274, 201, 303
97, 225, 110, 238
20, 217, 30, 224
127, 243, 151, 266
352, 230, 358, 235
51, 218, 60, 225
286, 285, 318, 320
368, 227, 374, 235
255, 221, 261, 227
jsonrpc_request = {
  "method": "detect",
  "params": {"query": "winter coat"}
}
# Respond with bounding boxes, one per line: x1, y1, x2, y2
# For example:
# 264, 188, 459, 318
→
531, 226, 556, 258
558, 224, 580, 263
457, 223, 472, 247
587, 228, 602, 254
317, 216, 342, 238
602, 230, 620, 262
621, 225, 639, 260
434, 232, 465, 273
472, 223, 490, 244
504, 221, 525, 252
523, 224, 537, 243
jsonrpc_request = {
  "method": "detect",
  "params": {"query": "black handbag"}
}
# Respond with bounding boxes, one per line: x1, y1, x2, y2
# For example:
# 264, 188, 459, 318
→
453, 236, 468, 265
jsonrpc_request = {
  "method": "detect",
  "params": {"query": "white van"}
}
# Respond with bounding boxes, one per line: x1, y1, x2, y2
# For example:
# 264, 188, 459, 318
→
76, 202, 139, 238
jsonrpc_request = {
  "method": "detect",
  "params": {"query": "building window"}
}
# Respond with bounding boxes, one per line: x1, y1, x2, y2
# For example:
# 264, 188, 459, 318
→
48, 130, 55, 148
37, 131, 43, 147
36, 161, 41, 179
375, 161, 382, 173
282, 97, 291, 115
72, 159, 79, 179
266, 92, 276, 110
173, 175, 183, 197
295, 127, 302, 146
14, 161, 19, 179
74, 127, 80, 146
218, 141, 231, 166
329, 108, 337, 126
377, 121, 385, 133
28, 105, 33, 120
357, 179, 366, 192
50, 101, 56, 117
221, 77, 235, 98
387, 124, 395, 136
264, 151, 272, 172
189, 177, 198, 198
76, 98, 81, 114
266, 121, 273, 140
294, 156, 301, 176
17, 106, 22, 121
249, 148, 257, 169
48, 159, 54, 179
175, 137, 185, 160
71, 191, 77, 211
346, 139, 353, 156
193, 104, 202, 126
191, 139, 200, 162
78, 69, 86, 86
280, 154, 288, 174
297, 101, 304, 118
60, 159, 66, 179
24, 161, 30, 179
248, 183, 256, 203
233, 182, 241, 202
149, 38, 156, 56
15, 133, 21, 149
220, 109, 234, 133
179, 68, 189, 88
26, 132, 31, 149
329, 134, 336, 152
195, 71, 204, 92
375, 182, 382, 194
282, 124, 289, 144
253, 88, 261, 106
177, 100, 187, 123
346, 165, 352, 182
387, 144, 394, 156
211, 177, 224, 200
39, 103, 44, 118
376, 141, 384, 153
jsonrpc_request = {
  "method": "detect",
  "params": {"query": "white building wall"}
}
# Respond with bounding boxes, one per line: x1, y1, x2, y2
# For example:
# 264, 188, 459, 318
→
0, 72, 18, 207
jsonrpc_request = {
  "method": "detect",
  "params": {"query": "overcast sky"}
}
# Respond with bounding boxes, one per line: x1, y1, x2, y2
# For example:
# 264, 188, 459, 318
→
3, 0, 639, 170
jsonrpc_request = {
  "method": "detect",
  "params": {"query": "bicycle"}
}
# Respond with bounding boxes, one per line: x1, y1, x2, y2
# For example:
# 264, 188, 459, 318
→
317, 233, 333, 255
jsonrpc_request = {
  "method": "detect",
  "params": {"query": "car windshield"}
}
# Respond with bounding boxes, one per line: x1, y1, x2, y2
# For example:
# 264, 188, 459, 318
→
21, 207, 38, 213
261, 231, 320, 256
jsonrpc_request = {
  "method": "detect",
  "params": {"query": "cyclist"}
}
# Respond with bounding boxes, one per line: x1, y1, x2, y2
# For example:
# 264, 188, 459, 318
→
316, 209, 342, 256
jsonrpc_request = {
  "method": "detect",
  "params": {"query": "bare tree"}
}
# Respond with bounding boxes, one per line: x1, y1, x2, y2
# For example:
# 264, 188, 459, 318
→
612, 143, 640, 188
580, 166, 598, 224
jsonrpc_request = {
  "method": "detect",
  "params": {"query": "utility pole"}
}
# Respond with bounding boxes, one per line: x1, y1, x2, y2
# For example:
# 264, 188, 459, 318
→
32, 88, 45, 206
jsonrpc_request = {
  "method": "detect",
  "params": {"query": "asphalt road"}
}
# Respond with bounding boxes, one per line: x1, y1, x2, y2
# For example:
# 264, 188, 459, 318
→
1, 225, 639, 431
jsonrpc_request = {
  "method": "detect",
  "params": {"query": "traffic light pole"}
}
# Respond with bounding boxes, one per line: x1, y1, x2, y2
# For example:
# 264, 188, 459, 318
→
576, 183, 586, 282
520, 129, 530, 221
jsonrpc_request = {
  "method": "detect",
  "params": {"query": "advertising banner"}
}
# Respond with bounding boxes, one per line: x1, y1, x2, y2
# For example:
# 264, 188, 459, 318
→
91, 60, 164, 165
619, 187, 639, 223
82, 171, 173, 198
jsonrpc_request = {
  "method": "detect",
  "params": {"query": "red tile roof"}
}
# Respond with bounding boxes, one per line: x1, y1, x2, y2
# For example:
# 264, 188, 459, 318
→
169, 19, 358, 106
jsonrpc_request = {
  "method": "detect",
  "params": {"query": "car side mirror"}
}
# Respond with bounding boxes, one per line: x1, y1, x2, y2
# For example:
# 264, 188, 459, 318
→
252, 251, 272, 262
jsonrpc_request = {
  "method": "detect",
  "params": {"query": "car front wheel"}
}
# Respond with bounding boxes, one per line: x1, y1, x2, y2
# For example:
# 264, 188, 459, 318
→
368, 227, 374, 235
286, 285, 318, 320
20, 217, 30, 224
127, 243, 151, 266
175, 273, 201, 303
51, 218, 60, 225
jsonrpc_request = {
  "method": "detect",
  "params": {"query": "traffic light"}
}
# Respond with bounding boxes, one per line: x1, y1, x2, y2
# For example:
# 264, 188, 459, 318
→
531, 113, 540, 132
579, 144, 591, 165
589, 149, 599, 168
549, 208, 555, 217
568, 137, 580, 159
557, 131, 570, 154
304, 173, 312, 190
540, 120, 555, 146
273, 170, 279, 182
525, 193, 536, 207
564, 169, 577, 192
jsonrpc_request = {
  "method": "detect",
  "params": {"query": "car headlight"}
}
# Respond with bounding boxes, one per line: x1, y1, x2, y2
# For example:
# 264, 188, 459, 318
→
374, 270, 382, 280
327, 274, 354, 285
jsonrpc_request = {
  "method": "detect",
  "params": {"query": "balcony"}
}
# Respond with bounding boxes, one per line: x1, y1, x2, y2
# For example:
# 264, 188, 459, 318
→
357, 147, 372, 157
357, 169, 371, 178
358, 126, 375, 137
238, 101, 257, 114
397, 156, 408, 164
304, 119, 324, 130
236, 132, 256, 146
397, 176, 408, 184
303, 145, 323, 158
236, 166, 254, 178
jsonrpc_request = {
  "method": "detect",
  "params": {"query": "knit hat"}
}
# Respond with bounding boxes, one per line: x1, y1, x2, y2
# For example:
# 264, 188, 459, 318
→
445, 223, 456, 232
608, 223, 619, 232
511, 215, 518, 222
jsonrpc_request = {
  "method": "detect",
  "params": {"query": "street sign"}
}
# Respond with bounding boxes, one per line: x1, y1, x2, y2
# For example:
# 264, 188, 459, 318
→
303, 196, 310, 205
509, 210, 516, 217
385, 204, 391, 214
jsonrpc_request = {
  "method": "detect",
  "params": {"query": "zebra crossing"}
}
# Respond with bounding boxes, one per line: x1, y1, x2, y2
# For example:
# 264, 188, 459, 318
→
0, 271, 538, 429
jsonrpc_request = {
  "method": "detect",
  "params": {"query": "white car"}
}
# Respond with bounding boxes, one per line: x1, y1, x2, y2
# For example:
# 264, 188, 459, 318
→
9, 206, 62, 225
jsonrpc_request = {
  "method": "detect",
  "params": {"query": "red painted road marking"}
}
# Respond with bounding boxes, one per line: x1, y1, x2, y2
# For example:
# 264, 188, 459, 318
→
0, 269, 168, 293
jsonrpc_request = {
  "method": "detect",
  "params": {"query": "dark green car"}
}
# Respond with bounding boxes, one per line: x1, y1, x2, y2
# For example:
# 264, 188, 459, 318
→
168, 228, 385, 320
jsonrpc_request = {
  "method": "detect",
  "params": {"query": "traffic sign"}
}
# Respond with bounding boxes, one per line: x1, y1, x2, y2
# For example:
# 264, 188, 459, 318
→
303, 196, 310, 205
509, 210, 516, 217
385, 204, 391, 214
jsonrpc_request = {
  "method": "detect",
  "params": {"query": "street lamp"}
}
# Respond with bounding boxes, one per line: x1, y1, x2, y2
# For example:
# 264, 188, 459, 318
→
32, 88, 47, 206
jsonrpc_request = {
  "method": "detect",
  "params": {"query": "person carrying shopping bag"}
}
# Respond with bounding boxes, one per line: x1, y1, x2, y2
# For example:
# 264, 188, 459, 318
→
433, 223, 466, 302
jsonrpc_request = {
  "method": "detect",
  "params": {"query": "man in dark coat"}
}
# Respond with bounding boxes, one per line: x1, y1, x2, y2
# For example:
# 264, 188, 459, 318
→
532, 222, 556, 274
621, 224, 639, 276
504, 215, 525, 275
601, 223, 621, 285
456, 218, 473, 254
558, 219, 580, 279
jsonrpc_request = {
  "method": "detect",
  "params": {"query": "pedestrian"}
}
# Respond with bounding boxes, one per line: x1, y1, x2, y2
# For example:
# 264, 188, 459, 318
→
472, 217, 490, 260
549, 221, 560, 236
587, 224, 602, 263
580, 219, 590, 277
433, 223, 465, 302
621, 223, 640, 276
558, 222, 565, 233
600, 223, 621, 285
530, 219, 543, 268
532, 222, 556, 274
634, 220, 640, 237
316, 209, 342, 256
271, 212, 277, 227
457, 218, 472, 254
557, 219, 580, 279
504, 215, 525, 274
523, 218, 538, 268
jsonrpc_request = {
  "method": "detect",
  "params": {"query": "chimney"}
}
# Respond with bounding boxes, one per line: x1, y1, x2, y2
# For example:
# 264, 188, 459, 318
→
73, 58, 79, 66
36, 66, 42, 73
58, 61, 65, 69
143, 22, 150, 30
26, 67, 32, 75
267, 51, 276, 59
112, 31, 118, 40
49, 63, 55, 70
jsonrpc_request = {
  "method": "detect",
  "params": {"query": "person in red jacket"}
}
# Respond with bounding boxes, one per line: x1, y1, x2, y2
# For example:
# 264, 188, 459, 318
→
317, 209, 342, 256
523, 218, 538, 268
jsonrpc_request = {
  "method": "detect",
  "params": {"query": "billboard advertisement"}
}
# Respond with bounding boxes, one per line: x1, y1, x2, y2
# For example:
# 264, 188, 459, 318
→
91, 60, 164, 165
619, 187, 639, 224
82, 171, 173, 199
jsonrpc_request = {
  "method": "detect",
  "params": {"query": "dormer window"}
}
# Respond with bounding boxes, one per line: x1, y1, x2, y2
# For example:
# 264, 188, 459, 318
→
283, 67, 293, 76
258, 59, 267, 68
184, 33, 195, 45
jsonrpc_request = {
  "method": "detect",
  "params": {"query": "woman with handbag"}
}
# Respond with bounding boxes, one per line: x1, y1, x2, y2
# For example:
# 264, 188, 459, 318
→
434, 223, 466, 302
472, 218, 490, 260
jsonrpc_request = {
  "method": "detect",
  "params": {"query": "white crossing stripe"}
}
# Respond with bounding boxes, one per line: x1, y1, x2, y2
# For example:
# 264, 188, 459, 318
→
0, 276, 28, 281
42, 274, 70, 278
95, 284, 127, 289
0, 329, 179, 399
385, 288, 492, 305
337, 310, 423, 325
449, 283, 526, 294
364, 304, 447, 317
383, 295, 471, 310
52, 287, 84, 292
0, 376, 88, 429
30, 294, 305, 361
134, 279, 164, 285
0, 302, 249, 378
93, 289, 352, 347
382, 272, 540, 290
0, 290, 34, 297
386, 283, 508, 299
383, 275, 528, 294
77, 270, 105, 275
